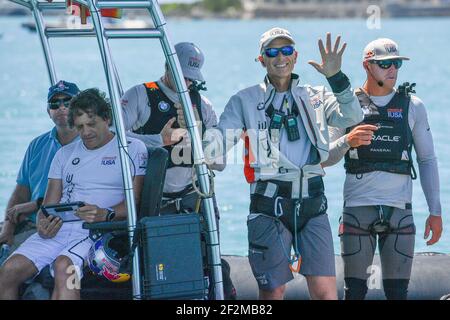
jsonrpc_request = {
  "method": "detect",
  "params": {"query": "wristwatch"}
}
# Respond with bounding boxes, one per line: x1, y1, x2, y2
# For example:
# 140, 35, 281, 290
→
105, 208, 116, 222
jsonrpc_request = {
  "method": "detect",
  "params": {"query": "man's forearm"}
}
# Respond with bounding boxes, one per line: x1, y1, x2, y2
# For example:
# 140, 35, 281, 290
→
411, 101, 441, 216
110, 201, 127, 220
322, 135, 350, 167
418, 158, 441, 216
0, 220, 16, 236
126, 131, 163, 148
6, 185, 31, 211
326, 70, 351, 94
3, 185, 34, 224
324, 78, 364, 128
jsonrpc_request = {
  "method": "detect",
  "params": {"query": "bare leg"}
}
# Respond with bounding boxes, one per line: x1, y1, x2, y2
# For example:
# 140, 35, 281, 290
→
0, 254, 38, 300
259, 284, 286, 300
306, 276, 337, 300
51, 256, 80, 300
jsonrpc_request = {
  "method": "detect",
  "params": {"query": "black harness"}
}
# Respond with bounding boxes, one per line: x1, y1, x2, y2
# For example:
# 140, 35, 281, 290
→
250, 177, 327, 234
339, 204, 416, 237
133, 82, 205, 168
344, 83, 417, 179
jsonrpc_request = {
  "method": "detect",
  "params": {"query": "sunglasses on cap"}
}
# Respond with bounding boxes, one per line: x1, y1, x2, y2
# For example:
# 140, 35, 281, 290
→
263, 45, 295, 58
48, 98, 71, 110
369, 59, 403, 70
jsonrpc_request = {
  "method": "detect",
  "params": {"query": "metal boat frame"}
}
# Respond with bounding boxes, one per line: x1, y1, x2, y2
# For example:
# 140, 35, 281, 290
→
8, 0, 224, 300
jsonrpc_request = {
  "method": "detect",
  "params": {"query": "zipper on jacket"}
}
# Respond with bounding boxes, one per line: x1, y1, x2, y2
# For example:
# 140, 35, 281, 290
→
299, 168, 304, 200
297, 97, 318, 146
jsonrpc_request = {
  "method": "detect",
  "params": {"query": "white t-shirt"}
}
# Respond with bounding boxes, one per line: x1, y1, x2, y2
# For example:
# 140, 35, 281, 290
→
48, 135, 148, 214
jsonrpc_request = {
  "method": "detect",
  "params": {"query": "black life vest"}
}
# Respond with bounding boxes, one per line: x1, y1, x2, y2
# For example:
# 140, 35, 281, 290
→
344, 84, 416, 178
133, 81, 204, 168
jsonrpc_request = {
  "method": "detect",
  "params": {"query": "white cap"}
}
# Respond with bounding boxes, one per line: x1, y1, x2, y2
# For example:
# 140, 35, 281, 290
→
259, 27, 295, 53
363, 38, 410, 61
174, 42, 205, 82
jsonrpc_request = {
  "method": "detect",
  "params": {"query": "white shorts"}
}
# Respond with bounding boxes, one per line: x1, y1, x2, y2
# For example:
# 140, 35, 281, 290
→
10, 221, 93, 280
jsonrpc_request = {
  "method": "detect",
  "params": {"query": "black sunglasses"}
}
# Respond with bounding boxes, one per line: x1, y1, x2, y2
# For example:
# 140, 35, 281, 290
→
370, 59, 403, 70
48, 98, 71, 110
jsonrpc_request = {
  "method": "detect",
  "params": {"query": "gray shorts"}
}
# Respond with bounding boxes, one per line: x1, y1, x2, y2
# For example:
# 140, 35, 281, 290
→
340, 206, 415, 280
247, 213, 336, 290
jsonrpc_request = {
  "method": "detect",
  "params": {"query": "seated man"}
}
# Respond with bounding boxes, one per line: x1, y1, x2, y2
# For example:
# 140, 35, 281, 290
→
0, 80, 80, 255
0, 88, 147, 300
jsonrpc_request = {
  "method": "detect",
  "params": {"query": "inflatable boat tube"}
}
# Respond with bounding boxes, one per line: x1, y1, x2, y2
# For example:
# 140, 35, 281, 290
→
223, 252, 450, 300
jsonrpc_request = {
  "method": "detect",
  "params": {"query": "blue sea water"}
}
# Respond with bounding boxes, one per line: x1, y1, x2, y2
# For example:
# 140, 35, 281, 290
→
0, 16, 449, 256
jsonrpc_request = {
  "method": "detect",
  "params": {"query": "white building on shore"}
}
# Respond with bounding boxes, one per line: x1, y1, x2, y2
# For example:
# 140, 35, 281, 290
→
242, 0, 379, 18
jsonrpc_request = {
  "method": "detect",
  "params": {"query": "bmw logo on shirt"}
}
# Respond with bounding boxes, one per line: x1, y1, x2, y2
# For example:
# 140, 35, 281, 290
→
158, 101, 170, 112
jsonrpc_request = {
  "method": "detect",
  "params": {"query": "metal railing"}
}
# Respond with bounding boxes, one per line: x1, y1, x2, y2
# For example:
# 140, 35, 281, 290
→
8, 0, 223, 300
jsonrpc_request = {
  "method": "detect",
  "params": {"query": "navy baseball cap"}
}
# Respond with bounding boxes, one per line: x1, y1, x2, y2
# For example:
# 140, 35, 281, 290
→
47, 80, 80, 102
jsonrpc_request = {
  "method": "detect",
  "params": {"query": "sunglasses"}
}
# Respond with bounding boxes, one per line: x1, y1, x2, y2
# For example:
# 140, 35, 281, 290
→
48, 98, 71, 110
264, 45, 295, 58
370, 59, 403, 70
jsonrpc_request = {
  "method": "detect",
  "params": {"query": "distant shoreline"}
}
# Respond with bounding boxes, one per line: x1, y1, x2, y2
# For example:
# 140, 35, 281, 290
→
3, 11, 450, 19
2, 0, 450, 18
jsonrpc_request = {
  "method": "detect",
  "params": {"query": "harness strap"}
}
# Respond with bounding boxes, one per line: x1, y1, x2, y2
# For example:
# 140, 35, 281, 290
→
340, 222, 416, 236
162, 185, 195, 200
161, 185, 197, 213
339, 222, 372, 236
250, 193, 327, 233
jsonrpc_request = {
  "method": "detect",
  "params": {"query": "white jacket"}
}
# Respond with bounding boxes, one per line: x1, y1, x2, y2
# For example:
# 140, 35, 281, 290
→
205, 74, 363, 198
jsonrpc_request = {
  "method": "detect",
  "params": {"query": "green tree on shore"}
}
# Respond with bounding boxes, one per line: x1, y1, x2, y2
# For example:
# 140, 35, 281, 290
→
161, 0, 243, 16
